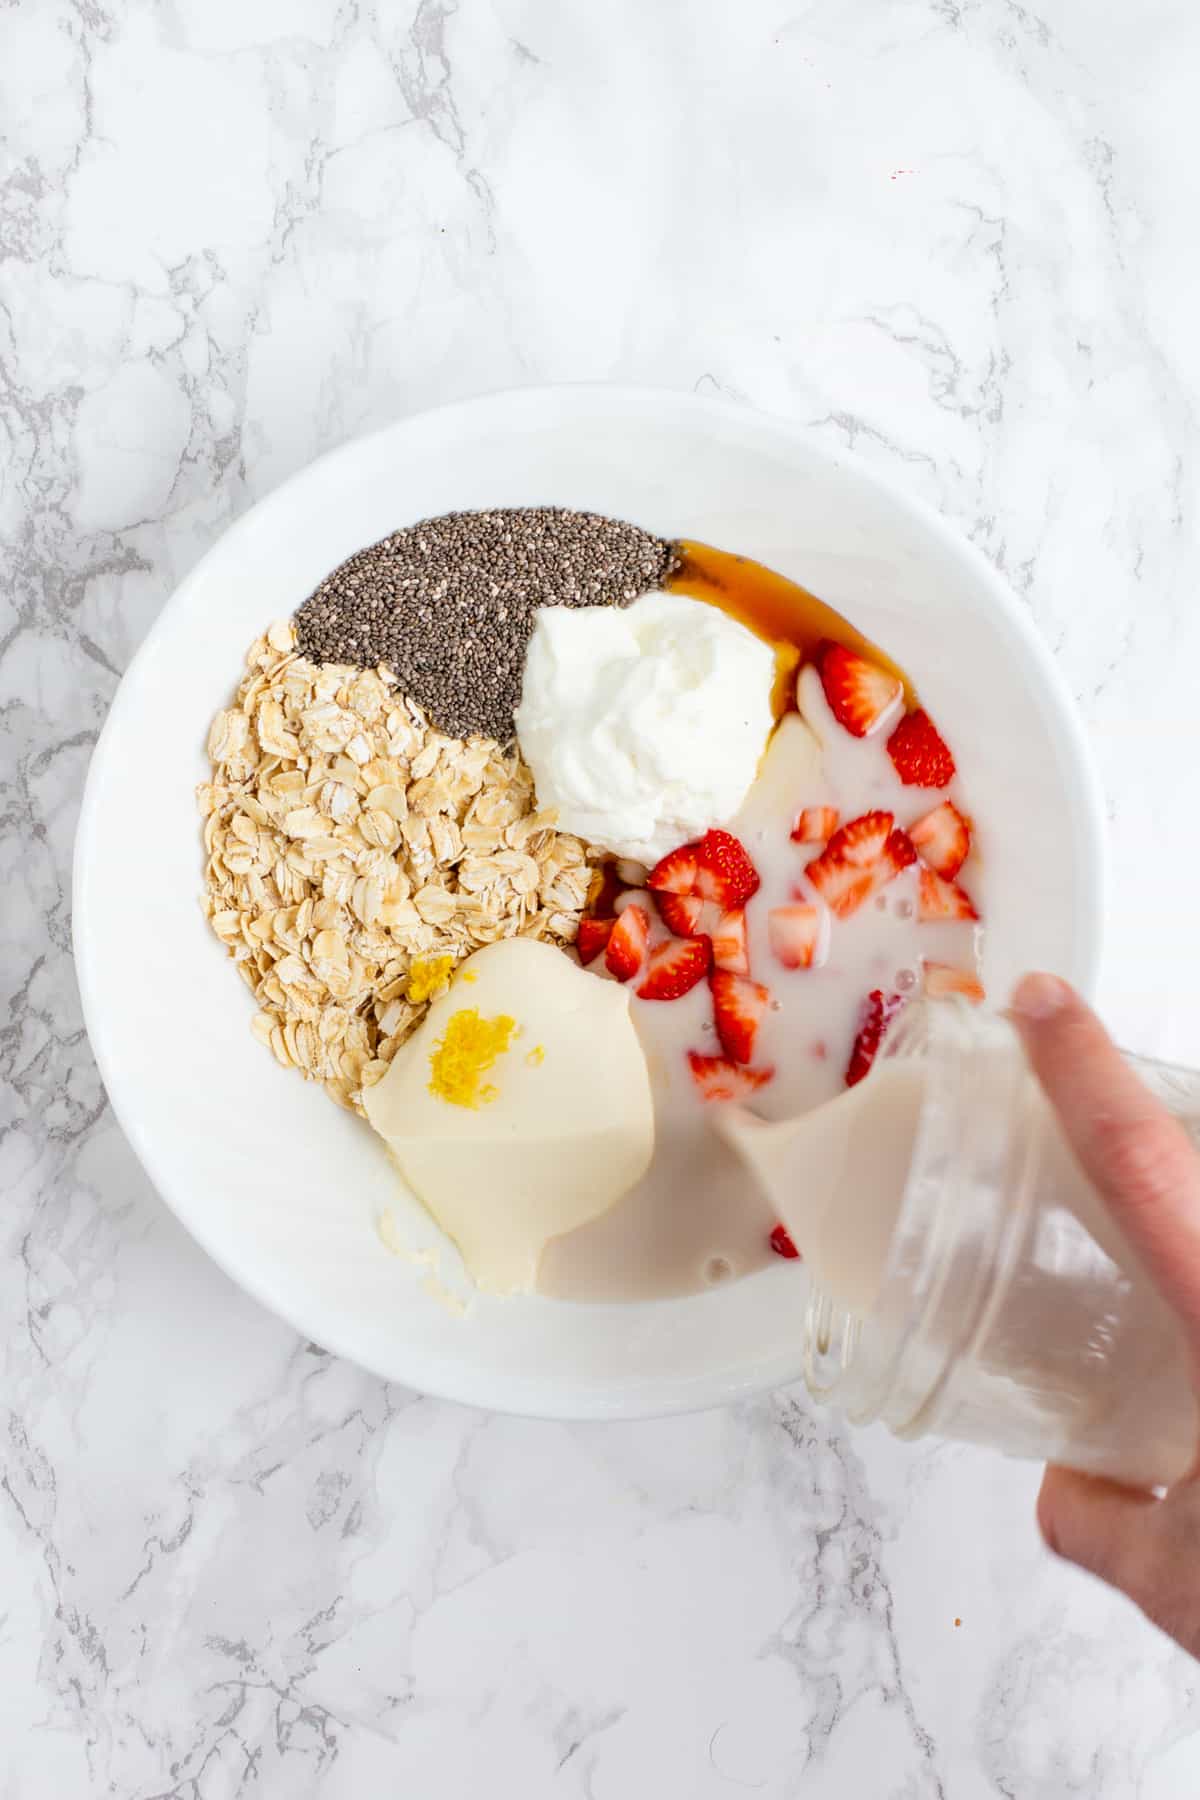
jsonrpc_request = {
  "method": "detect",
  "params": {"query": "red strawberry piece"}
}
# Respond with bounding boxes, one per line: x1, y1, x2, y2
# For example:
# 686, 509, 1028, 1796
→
768, 904, 824, 970
636, 935, 712, 1001
918, 867, 979, 922
815, 640, 903, 738
923, 962, 986, 1003
884, 828, 918, 874
909, 801, 972, 879
647, 843, 701, 895
769, 1222, 800, 1260
605, 904, 650, 981
649, 830, 760, 912
655, 891, 712, 939
694, 828, 760, 907
805, 810, 906, 919
825, 809, 894, 866
686, 1051, 775, 1102
887, 708, 956, 788
845, 989, 906, 1088
710, 970, 771, 1064
791, 805, 840, 844
805, 861, 877, 921
576, 917, 614, 966
712, 907, 750, 974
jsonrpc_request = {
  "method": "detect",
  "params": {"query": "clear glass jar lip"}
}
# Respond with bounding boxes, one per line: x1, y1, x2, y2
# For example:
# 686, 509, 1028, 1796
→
801, 996, 1024, 1424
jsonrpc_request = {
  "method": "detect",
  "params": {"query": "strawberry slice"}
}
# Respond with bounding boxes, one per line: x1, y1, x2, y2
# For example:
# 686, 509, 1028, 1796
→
845, 989, 905, 1088
655, 891, 708, 938
923, 962, 986, 1003
823, 809, 894, 867
805, 859, 878, 920
695, 829, 760, 907
710, 970, 770, 1065
649, 830, 760, 913
637, 935, 712, 1001
647, 844, 701, 896
815, 640, 903, 738
576, 917, 614, 966
769, 1222, 800, 1260
712, 908, 750, 975
605, 904, 650, 981
884, 828, 918, 874
887, 708, 956, 788
687, 1052, 775, 1102
768, 904, 824, 970
791, 806, 840, 844
805, 812, 915, 919
918, 867, 979, 922
909, 801, 971, 879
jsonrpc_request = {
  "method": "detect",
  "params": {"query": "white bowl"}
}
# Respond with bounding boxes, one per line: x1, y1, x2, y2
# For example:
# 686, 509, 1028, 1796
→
74, 386, 1106, 1419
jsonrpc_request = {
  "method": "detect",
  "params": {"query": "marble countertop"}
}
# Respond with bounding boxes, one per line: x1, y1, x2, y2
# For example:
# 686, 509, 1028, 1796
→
5, 1, 1200, 1793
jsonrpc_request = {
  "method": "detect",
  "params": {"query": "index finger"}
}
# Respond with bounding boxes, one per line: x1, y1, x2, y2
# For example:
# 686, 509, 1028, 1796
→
1010, 973, 1200, 1338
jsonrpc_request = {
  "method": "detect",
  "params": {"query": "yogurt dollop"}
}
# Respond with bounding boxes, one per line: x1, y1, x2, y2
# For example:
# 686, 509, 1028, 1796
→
515, 591, 775, 866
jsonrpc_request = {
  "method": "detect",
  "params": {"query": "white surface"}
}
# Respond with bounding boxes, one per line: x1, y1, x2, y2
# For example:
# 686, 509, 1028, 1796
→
72, 383, 1102, 1416
6, 1, 1200, 1793
516, 590, 776, 864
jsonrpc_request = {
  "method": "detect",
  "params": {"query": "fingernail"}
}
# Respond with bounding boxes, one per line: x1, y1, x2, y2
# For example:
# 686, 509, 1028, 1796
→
1011, 972, 1072, 1021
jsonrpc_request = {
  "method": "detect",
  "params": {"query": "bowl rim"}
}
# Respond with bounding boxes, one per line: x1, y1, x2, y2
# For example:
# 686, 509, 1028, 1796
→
72, 382, 1108, 1416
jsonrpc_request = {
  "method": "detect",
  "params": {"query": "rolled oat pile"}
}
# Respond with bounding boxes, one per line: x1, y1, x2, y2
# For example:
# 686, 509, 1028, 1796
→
199, 621, 592, 1112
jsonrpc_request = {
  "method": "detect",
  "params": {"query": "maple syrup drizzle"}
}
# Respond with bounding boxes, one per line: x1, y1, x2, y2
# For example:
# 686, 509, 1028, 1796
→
666, 540, 916, 719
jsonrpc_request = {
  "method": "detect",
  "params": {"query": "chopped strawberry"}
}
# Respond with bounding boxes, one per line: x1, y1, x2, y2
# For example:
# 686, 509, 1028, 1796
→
805, 812, 914, 919
576, 917, 614, 966
823, 809, 894, 867
637, 934, 712, 1001
924, 962, 986, 1003
918, 867, 979, 922
647, 843, 701, 896
695, 829, 760, 907
712, 908, 750, 974
845, 989, 906, 1088
805, 860, 876, 920
791, 805, 840, 844
885, 828, 918, 873
816, 640, 903, 738
909, 801, 972, 879
887, 708, 956, 788
768, 904, 824, 970
687, 1052, 775, 1102
769, 1222, 800, 1260
655, 891, 708, 938
605, 904, 649, 981
710, 970, 771, 1064
649, 830, 759, 910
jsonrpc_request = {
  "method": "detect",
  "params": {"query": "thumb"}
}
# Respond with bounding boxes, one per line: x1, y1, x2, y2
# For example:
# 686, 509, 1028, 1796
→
1038, 1463, 1158, 1591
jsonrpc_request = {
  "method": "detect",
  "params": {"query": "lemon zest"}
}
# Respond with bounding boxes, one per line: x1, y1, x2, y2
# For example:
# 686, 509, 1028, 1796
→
428, 1008, 518, 1109
406, 954, 456, 1004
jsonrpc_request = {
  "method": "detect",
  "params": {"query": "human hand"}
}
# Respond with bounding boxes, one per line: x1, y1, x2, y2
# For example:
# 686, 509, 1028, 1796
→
1011, 972, 1200, 1656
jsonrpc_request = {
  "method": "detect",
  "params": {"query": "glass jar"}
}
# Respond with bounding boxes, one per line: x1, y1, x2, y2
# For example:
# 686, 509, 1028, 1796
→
802, 1000, 1200, 1488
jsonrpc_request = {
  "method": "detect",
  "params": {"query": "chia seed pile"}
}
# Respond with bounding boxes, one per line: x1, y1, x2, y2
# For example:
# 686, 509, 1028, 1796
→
293, 507, 678, 742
